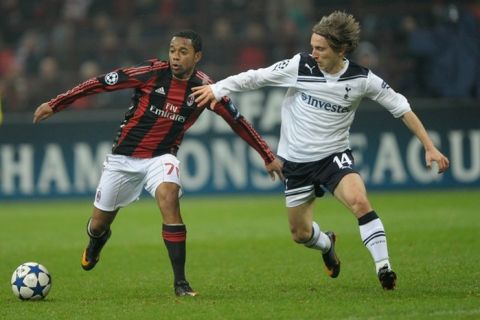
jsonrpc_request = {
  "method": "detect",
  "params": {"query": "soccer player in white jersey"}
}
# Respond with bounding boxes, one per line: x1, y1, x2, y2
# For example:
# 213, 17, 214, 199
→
192, 11, 449, 290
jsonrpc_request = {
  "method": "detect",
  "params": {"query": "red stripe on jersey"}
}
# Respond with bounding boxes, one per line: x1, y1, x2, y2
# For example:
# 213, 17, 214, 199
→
48, 64, 155, 112
114, 63, 171, 151
49, 78, 103, 112
174, 106, 203, 147
123, 61, 168, 77
131, 78, 188, 158
151, 60, 169, 70
195, 70, 213, 85
115, 77, 158, 149
162, 230, 187, 242
124, 66, 151, 76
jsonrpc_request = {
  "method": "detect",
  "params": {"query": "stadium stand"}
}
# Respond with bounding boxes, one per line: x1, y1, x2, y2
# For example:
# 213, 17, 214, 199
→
0, 0, 479, 113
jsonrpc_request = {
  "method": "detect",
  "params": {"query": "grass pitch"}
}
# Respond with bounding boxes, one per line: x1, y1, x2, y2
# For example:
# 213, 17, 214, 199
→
1, 190, 479, 319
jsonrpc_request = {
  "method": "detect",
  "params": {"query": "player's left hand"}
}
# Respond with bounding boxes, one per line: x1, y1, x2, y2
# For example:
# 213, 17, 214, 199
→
33, 102, 54, 124
192, 85, 218, 109
426, 148, 450, 173
266, 157, 284, 181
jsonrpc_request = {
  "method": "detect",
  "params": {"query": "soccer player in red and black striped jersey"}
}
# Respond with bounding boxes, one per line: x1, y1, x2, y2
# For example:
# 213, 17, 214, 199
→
33, 30, 284, 297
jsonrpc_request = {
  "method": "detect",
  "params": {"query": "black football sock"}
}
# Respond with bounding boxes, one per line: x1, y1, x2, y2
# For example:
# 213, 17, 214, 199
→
162, 224, 187, 283
86, 218, 109, 238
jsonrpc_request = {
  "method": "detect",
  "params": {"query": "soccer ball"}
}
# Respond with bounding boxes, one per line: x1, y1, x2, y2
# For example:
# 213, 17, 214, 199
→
11, 262, 52, 300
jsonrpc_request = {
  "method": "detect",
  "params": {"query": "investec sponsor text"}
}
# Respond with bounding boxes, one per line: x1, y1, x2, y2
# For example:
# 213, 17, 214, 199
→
1, 89, 479, 198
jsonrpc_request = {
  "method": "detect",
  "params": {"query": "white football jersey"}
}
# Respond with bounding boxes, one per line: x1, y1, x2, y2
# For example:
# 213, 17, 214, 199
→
211, 53, 411, 162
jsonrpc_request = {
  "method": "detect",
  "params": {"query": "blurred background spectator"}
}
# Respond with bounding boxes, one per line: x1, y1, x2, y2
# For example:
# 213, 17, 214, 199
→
0, 0, 479, 114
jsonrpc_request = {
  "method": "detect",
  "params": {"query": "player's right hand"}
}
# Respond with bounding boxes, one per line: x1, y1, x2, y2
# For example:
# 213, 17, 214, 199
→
192, 85, 218, 109
425, 148, 450, 174
266, 157, 284, 182
33, 102, 54, 124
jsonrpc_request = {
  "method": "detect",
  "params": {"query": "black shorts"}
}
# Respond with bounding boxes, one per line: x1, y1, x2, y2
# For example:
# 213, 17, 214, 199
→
282, 149, 358, 207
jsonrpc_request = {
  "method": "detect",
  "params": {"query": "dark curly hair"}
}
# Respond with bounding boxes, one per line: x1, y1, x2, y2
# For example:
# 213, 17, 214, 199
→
172, 30, 202, 52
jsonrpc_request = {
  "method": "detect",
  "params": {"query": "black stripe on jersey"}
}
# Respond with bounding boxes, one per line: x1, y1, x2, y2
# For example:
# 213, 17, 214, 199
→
298, 53, 324, 77
113, 90, 158, 156
112, 104, 136, 151
130, 68, 175, 156
298, 77, 326, 83
150, 69, 210, 156
114, 68, 171, 156
152, 74, 189, 156
339, 61, 369, 81
338, 75, 368, 82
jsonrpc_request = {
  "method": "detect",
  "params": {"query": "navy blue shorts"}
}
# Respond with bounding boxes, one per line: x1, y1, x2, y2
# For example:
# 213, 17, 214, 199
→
282, 150, 358, 207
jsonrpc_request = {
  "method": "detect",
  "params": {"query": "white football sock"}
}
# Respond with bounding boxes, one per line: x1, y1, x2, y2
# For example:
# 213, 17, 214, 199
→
359, 218, 391, 273
304, 221, 331, 253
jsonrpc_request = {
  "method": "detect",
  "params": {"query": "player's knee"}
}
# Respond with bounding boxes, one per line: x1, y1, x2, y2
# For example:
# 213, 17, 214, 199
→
349, 194, 371, 215
156, 182, 179, 202
156, 184, 182, 224
157, 192, 179, 212
88, 218, 109, 237
159, 191, 178, 204
89, 208, 117, 236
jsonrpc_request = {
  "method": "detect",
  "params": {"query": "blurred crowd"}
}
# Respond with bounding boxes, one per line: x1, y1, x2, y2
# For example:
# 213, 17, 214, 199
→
0, 0, 479, 113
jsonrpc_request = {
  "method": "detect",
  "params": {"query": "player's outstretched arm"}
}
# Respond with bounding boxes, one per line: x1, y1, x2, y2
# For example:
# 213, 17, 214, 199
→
192, 85, 218, 108
33, 102, 54, 124
401, 111, 450, 173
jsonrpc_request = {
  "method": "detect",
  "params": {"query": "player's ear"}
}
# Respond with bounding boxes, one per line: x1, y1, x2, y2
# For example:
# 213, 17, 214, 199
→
194, 51, 202, 64
338, 45, 347, 58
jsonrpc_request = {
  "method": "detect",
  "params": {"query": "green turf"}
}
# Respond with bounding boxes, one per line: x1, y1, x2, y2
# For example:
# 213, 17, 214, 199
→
1, 190, 479, 319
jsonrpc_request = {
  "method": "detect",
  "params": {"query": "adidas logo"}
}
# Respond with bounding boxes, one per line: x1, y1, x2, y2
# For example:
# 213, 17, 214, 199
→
155, 87, 165, 95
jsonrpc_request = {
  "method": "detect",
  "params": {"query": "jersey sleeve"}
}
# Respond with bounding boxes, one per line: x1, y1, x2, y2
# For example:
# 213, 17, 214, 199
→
210, 97, 275, 164
211, 54, 301, 100
47, 61, 158, 112
365, 71, 411, 118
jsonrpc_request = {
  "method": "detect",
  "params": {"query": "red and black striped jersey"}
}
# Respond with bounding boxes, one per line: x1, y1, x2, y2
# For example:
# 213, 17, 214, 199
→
47, 58, 275, 163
